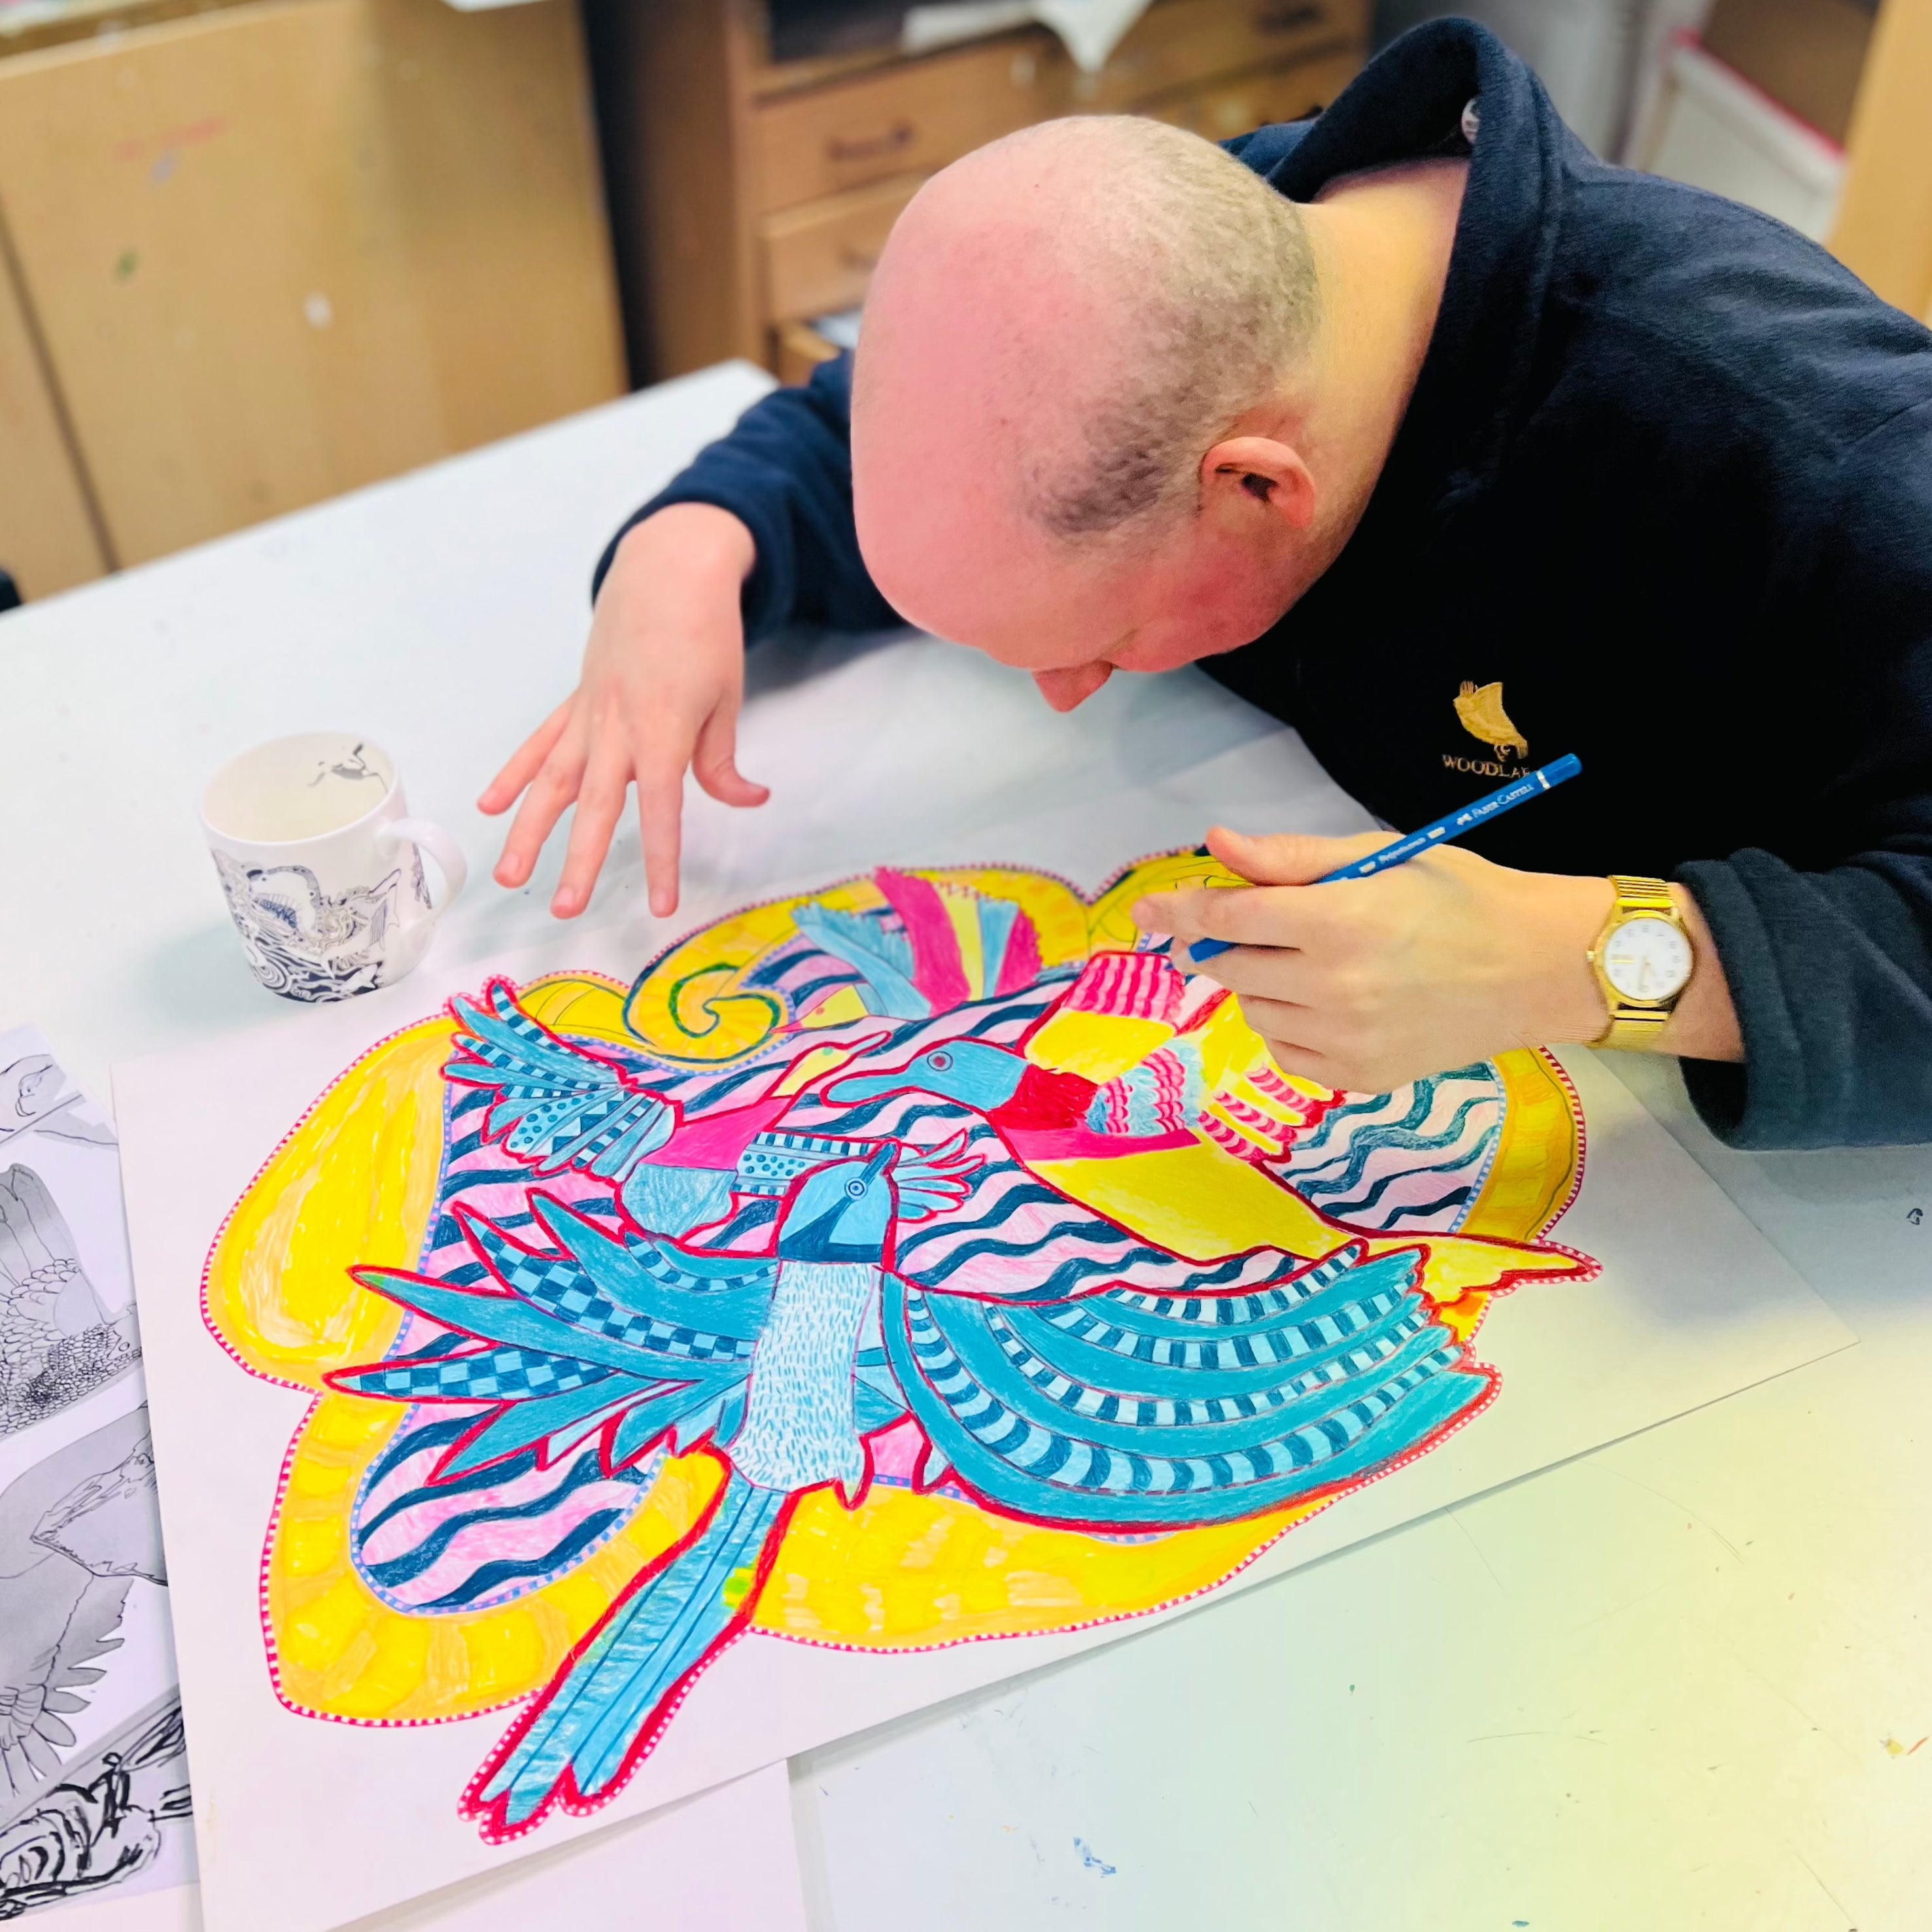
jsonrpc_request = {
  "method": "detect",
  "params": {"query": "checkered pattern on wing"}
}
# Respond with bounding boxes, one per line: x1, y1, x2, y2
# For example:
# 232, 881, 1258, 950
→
346, 1346, 615, 1402
734, 1131, 880, 1198
446, 982, 676, 1180
483, 1246, 757, 1366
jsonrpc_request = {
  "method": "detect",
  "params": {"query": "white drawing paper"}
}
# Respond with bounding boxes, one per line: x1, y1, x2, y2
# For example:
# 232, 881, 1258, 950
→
111, 871, 1856, 1932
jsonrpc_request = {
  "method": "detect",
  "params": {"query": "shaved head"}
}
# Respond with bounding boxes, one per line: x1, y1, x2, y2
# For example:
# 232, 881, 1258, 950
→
847, 112, 1466, 709
858, 117, 1317, 533
852, 116, 1323, 676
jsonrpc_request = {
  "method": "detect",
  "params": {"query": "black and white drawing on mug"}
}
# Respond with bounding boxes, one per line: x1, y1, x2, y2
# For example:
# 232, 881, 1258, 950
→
212, 852, 430, 1003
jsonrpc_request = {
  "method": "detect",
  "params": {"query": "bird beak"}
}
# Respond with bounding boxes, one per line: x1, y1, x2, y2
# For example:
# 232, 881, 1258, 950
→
822, 1059, 916, 1105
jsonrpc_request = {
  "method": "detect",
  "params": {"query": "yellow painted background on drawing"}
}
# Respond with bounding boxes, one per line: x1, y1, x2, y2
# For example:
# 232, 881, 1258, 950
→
205, 859, 1584, 1726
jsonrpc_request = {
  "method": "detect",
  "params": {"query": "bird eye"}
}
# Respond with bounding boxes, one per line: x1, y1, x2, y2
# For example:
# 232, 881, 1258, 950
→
928, 1051, 952, 1071
845, 1179, 866, 1197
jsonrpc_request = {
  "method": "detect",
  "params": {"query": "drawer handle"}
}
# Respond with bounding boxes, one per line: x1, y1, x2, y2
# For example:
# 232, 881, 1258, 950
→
1255, 2, 1325, 33
838, 245, 882, 273
827, 122, 916, 165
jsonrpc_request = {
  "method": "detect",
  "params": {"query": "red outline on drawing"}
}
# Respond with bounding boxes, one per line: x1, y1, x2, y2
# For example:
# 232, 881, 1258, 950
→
457, 1457, 804, 1844
201, 860, 1600, 1833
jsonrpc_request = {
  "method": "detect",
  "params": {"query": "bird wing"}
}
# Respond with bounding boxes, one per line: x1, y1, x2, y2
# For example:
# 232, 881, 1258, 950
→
886, 1132, 981, 1220
791, 903, 929, 1018
0, 1569, 136, 1801
882, 1240, 1494, 1528
447, 981, 680, 1181
334, 1199, 774, 1483
888, 1148, 1314, 1304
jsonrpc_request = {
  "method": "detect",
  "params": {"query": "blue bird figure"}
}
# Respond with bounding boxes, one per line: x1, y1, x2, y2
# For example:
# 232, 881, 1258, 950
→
332, 1138, 959, 1838
334, 1127, 1500, 1841
325, 888, 1549, 1844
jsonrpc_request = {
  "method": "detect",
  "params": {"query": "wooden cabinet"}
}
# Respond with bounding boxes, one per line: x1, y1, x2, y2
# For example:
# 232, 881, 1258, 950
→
0, 236, 106, 599
0, 0, 625, 575
1145, 46, 1364, 141
595, 0, 1370, 381
763, 173, 921, 325
1830, 0, 1932, 322
754, 31, 1059, 212
1064, 0, 1358, 110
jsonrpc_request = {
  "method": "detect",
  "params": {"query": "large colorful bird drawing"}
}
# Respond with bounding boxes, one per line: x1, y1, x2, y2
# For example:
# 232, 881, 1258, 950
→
209, 857, 1594, 1846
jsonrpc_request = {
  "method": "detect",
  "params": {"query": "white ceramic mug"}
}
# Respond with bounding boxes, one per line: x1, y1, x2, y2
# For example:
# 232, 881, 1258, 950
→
199, 733, 468, 1003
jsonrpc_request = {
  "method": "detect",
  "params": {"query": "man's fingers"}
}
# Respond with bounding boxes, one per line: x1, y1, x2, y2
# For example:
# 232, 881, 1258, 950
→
637, 766, 686, 921
552, 745, 631, 919
1183, 945, 1317, 1001
479, 700, 572, 817
1256, 1036, 1341, 1088
1136, 884, 1308, 950
692, 706, 770, 810
1232, 993, 1320, 1041
494, 739, 587, 888
1205, 823, 1396, 888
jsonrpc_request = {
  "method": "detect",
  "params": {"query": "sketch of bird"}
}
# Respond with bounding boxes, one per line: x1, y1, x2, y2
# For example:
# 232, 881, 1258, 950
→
0, 1060, 61, 1138
0, 1695, 192, 1920
0, 1564, 131, 1802
0, 1167, 118, 1438
0, 1432, 162, 1801
0, 1058, 114, 1153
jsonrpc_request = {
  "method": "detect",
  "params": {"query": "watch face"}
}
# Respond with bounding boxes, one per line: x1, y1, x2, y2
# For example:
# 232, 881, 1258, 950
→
1602, 915, 1693, 1003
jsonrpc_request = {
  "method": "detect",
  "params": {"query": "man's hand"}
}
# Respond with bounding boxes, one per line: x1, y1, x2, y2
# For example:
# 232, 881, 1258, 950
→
481, 504, 768, 920
1134, 825, 1739, 1094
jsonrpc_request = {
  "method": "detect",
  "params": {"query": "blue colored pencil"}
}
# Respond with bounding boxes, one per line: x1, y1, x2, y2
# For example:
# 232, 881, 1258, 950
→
1184, 753, 1583, 963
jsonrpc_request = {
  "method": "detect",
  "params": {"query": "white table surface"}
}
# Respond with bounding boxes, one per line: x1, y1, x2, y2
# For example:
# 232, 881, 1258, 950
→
4, 362, 1927, 1932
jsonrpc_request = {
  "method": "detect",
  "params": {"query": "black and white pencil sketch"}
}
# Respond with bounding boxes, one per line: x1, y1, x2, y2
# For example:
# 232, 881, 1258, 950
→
0, 1695, 192, 1921
0, 1057, 115, 1154
0, 1407, 190, 1918
0, 1167, 140, 1440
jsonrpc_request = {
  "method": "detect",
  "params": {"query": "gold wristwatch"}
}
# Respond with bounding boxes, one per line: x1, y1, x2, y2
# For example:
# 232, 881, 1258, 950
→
1587, 876, 1695, 1050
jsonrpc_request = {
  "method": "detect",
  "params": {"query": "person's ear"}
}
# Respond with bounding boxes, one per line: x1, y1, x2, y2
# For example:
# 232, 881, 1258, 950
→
1200, 436, 1317, 532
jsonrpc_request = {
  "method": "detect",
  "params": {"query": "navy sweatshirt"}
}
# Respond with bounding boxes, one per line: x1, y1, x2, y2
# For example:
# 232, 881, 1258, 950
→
601, 19, 1932, 1152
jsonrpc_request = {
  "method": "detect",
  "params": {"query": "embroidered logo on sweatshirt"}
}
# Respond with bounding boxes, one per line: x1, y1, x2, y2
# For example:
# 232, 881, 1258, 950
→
1445, 680, 1529, 778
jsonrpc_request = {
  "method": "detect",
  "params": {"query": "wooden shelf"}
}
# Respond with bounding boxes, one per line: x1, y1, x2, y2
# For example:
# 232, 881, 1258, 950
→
593, 0, 1370, 382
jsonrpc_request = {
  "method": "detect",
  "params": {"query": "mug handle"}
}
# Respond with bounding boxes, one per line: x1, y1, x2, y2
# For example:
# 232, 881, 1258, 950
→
378, 818, 470, 916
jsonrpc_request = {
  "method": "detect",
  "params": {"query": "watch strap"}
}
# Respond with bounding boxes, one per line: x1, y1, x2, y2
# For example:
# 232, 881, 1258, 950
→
1591, 875, 1689, 1050
1606, 874, 1675, 916
1596, 1007, 1674, 1051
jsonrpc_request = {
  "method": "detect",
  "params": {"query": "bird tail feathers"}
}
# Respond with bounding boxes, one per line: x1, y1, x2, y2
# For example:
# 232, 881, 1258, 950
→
463, 1470, 788, 1840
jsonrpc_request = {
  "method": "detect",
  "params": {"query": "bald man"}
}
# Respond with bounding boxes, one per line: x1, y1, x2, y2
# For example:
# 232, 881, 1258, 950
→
482, 20, 1932, 1152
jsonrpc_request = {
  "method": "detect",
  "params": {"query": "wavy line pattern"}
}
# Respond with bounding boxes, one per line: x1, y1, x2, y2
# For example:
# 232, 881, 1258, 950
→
1273, 1066, 1505, 1231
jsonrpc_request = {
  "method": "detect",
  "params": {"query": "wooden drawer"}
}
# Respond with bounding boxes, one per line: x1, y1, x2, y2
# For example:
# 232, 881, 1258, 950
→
760, 171, 923, 324
755, 33, 1060, 212
1143, 45, 1362, 143
1078, 0, 1366, 111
